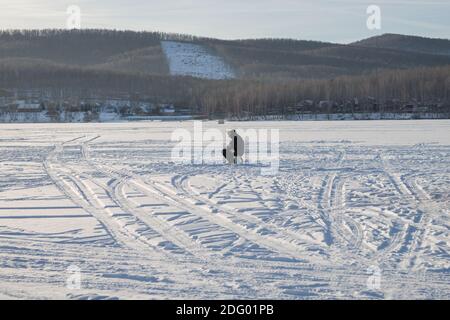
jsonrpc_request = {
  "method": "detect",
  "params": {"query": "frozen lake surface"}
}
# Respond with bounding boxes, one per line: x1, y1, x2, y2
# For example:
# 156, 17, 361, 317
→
0, 120, 449, 299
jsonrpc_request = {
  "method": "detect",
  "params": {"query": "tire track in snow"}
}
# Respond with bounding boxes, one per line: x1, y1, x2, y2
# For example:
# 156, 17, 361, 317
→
83, 147, 312, 262
81, 141, 247, 262
133, 176, 309, 261
172, 174, 328, 260
332, 177, 364, 252
317, 152, 364, 257
44, 137, 168, 254
400, 173, 444, 271
377, 153, 434, 270
77, 140, 212, 260
112, 178, 214, 260
75, 141, 369, 296
44, 139, 118, 246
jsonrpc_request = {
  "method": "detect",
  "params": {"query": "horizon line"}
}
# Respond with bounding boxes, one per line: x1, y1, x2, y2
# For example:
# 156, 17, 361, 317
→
0, 28, 449, 45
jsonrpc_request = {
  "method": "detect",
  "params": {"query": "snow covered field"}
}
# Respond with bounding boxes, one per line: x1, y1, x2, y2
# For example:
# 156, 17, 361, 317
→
0, 120, 449, 299
161, 41, 235, 79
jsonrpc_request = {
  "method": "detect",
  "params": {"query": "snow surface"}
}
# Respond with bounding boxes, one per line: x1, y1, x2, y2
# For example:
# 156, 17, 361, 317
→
0, 120, 449, 299
161, 41, 235, 80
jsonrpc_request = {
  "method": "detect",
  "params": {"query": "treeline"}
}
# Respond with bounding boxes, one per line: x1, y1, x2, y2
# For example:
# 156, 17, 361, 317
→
1, 61, 448, 116
230, 38, 334, 52
0, 59, 201, 105
0, 29, 205, 43
194, 66, 450, 115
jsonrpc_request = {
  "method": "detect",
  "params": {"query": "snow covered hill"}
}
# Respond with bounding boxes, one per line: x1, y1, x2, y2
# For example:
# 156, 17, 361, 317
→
161, 41, 235, 80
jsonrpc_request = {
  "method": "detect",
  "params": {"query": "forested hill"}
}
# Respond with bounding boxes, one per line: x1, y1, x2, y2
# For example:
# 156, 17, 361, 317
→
0, 29, 449, 116
352, 33, 450, 56
1, 29, 450, 79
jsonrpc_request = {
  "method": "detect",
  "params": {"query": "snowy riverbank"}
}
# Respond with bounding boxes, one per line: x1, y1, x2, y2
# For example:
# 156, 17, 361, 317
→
1, 111, 448, 123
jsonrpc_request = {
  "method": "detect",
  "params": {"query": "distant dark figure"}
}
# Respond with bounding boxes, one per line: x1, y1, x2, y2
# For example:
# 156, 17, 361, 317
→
222, 130, 244, 164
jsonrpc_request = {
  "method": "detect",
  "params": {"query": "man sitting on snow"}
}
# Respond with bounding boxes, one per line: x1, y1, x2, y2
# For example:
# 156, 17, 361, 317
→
222, 129, 244, 164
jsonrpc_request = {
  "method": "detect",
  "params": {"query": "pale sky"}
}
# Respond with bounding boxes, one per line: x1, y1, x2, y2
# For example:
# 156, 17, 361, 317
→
0, 0, 449, 43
